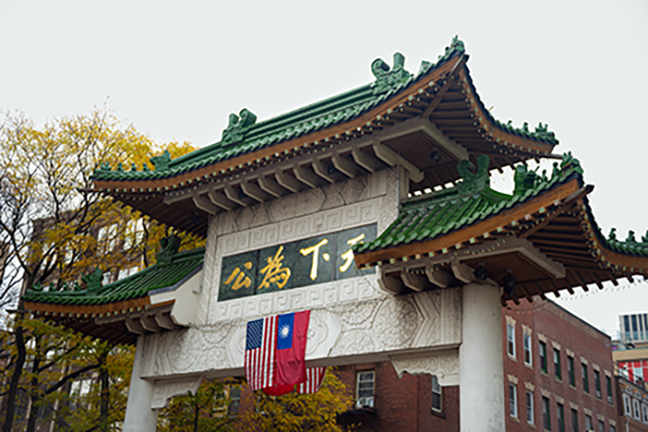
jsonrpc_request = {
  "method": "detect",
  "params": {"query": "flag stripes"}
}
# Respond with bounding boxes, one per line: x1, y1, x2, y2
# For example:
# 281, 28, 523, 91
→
245, 315, 277, 391
297, 367, 327, 394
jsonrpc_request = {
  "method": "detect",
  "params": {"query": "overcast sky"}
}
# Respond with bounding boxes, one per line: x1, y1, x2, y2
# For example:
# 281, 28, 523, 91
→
1, 0, 646, 336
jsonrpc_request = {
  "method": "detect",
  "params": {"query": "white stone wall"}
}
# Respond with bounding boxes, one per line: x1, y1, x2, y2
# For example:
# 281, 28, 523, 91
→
140, 167, 461, 384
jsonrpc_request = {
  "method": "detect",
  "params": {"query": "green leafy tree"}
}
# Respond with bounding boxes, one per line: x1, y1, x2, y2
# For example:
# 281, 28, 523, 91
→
235, 370, 354, 432
0, 108, 200, 431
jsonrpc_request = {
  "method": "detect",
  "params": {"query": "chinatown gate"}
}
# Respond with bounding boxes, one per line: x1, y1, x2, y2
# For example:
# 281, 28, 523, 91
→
22, 38, 648, 431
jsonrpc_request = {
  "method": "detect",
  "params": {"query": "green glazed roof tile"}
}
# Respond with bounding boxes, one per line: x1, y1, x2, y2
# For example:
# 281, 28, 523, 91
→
354, 155, 648, 263
92, 37, 558, 185
22, 248, 205, 307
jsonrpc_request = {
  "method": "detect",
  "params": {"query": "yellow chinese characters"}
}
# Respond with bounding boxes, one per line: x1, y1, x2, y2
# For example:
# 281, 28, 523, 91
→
339, 233, 366, 273
299, 239, 331, 280
258, 246, 291, 290
224, 261, 253, 291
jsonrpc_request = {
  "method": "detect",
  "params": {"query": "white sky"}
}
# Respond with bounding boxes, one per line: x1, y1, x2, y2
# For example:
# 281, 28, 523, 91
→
1, 0, 646, 336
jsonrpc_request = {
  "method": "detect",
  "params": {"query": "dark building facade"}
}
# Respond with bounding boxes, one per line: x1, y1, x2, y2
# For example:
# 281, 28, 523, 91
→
335, 299, 619, 432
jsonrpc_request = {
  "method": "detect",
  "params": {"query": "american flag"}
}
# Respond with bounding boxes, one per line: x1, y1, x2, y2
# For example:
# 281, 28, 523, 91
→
245, 315, 277, 391
297, 367, 327, 394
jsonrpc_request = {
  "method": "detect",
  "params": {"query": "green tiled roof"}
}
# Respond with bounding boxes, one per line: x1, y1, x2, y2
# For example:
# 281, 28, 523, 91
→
22, 248, 205, 306
92, 36, 557, 184
353, 154, 646, 259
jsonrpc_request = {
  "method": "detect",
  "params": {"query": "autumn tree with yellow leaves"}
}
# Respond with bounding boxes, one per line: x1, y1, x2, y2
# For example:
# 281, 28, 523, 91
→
0, 109, 200, 432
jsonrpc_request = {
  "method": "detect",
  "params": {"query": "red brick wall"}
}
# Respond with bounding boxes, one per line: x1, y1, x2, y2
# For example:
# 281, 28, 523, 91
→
503, 299, 619, 431
337, 362, 459, 432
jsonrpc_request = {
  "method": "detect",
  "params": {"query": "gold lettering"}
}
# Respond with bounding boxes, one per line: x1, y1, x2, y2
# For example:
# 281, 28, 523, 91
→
299, 238, 330, 280
258, 246, 291, 290
339, 233, 366, 273
224, 261, 253, 291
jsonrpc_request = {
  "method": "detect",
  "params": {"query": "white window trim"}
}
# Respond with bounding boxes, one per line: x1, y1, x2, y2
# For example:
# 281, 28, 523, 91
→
507, 323, 516, 359
509, 383, 518, 419
526, 389, 534, 425
523, 331, 532, 366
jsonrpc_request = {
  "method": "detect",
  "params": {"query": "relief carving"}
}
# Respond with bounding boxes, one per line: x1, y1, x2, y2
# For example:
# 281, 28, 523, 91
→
151, 375, 203, 409
330, 329, 376, 357
390, 350, 460, 386
373, 296, 420, 349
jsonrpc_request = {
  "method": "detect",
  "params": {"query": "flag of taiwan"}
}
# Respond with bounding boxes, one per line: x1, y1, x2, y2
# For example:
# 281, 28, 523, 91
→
245, 310, 310, 396
263, 310, 310, 395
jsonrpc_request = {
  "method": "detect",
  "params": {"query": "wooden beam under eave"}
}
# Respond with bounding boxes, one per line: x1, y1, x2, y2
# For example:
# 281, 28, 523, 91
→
372, 141, 424, 183
378, 269, 407, 295
400, 270, 433, 292
332, 153, 365, 178
241, 179, 272, 203
275, 170, 305, 193
192, 193, 220, 215
311, 158, 345, 183
352, 145, 387, 173
258, 175, 289, 198
125, 317, 146, 335
224, 183, 255, 207
140, 315, 161, 332
208, 188, 237, 211
293, 164, 327, 188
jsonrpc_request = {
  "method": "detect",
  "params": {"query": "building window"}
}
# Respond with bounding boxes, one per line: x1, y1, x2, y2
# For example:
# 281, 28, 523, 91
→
540, 341, 548, 374
554, 349, 561, 381
643, 403, 648, 423
507, 323, 516, 358
509, 383, 518, 419
568, 356, 575, 387
606, 375, 613, 404
526, 390, 534, 425
633, 399, 641, 420
542, 396, 551, 431
582, 363, 589, 394
624, 394, 632, 415
432, 375, 442, 413
228, 386, 241, 416
611, 425, 616, 432
570, 409, 578, 432
598, 419, 604, 432
585, 414, 592, 431
557, 403, 565, 432
524, 331, 532, 366
594, 370, 601, 399
356, 370, 375, 409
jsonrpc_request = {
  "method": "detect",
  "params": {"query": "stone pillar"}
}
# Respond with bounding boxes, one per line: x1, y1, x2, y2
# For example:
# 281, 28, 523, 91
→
459, 283, 505, 431
123, 336, 158, 432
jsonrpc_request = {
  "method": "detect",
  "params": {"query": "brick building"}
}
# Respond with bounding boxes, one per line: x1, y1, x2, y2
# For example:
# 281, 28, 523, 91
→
335, 298, 618, 432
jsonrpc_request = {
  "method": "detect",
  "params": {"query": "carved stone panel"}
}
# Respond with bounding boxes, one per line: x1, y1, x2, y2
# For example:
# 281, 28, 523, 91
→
151, 376, 203, 409
390, 349, 460, 386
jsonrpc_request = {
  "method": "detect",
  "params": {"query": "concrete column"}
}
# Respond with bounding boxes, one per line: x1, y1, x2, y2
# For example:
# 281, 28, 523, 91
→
123, 336, 158, 432
460, 283, 505, 432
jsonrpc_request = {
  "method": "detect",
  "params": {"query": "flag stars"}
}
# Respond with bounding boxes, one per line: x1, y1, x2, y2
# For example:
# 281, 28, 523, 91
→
280, 324, 291, 339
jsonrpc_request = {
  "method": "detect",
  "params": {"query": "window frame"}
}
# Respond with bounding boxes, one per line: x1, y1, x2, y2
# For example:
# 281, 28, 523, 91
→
568, 355, 576, 387
606, 375, 613, 404
554, 348, 562, 381
594, 369, 601, 399
542, 396, 551, 431
432, 375, 443, 413
507, 323, 516, 359
524, 331, 532, 366
557, 402, 565, 432
570, 408, 579, 432
356, 370, 375, 409
509, 383, 518, 419
582, 363, 589, 394
540, 341, 548, 374
526, 389, 534, 425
